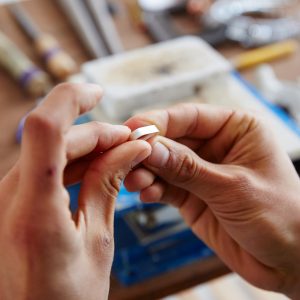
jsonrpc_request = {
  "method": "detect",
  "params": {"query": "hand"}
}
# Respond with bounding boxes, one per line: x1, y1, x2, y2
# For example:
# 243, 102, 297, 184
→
0, 83, 151, 300
124, 103, 300, 299
187, 0, 212, 15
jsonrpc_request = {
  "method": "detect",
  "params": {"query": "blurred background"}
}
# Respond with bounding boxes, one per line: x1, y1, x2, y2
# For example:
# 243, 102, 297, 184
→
0, 0, 299, 299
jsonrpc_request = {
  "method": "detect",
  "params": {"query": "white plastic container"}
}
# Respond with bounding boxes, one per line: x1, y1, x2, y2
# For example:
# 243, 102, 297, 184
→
82, 36, 232, 120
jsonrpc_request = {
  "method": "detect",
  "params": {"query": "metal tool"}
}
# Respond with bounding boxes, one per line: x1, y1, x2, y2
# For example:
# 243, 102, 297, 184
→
226, 16, 300, 47
0, 31, 51, 96
10, 3, 77, 80
203, 0, 296, 27
138, 0, 299, 47
138, 0, 187, 12
199, 0, 300, 47
58, 0, 109, 58
255, 64, 300, 125
142, 10, 179, 42
84, 0, 123, 54
59, 0, 123, 57
138, 0, 186, 42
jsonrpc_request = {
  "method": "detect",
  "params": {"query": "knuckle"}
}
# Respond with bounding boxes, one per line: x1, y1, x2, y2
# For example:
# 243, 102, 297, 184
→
25, 112, 59, 136
227, 169, 252, 193
105, 172, 123, 198
254, 114, 270, 131
53, 82, 78, 97
91, 230, 114, 265
89, 168, 123, 200
100, 230, 114, 250
245, 112, 261, 127
229, 168, 248, 185
90, 121, 105, 135
53, 83, 96, 115
91, 229, 114, 249
238, 110, 261, 131
87, 122, 112, 150
90, 120, 102, 128
167, 149, 200, 186
53, 83, 79, 108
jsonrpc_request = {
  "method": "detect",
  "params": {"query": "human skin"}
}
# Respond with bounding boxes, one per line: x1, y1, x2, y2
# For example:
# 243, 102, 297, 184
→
187, 0, 213, 15
0, 83, 151, 300
124, 103, 300, 299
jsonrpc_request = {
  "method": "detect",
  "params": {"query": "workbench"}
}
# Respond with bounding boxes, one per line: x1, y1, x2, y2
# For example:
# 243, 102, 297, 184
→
0, 1, 299, 299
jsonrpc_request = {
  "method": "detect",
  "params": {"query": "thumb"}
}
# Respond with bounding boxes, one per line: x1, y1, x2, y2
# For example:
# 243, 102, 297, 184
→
145, 136, 231, 199
77, 140, 151, 240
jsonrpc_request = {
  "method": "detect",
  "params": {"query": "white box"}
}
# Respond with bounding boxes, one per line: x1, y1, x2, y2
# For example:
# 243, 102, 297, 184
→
82, 36, 232, 120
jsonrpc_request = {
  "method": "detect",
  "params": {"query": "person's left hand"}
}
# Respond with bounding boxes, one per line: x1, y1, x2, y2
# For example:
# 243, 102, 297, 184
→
0, 83, 151, 300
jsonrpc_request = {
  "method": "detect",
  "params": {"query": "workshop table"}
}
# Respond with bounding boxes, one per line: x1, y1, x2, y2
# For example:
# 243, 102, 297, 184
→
0, 1, 299, 299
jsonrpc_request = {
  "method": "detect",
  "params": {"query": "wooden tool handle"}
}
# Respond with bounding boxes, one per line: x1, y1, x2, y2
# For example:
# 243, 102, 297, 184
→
0, 32, 51, 96
233, 40, 298, 70
34, 34, 77, 80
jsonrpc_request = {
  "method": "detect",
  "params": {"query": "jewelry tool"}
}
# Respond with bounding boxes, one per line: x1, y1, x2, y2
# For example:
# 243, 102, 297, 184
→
58, 0, 109, 58
84, 0, 123, 54
0, 31, 51, 96
10, 3, 77, 80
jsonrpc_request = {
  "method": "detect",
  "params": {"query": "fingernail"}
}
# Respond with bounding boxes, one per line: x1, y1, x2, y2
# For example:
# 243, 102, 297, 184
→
132, 149, 151, 167
148, 142, 170, 168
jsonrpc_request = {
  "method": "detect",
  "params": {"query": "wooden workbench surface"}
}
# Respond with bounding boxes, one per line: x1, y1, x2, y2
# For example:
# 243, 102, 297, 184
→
0, 1, 299, 299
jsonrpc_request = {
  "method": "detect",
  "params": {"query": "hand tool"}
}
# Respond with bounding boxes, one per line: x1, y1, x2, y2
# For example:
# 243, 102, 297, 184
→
10, 3, 77, 80
0, 31, 51, 96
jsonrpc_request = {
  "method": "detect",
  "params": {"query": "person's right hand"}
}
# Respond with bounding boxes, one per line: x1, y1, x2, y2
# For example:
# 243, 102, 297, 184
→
124, 103, 300, 299
187, 0, 212, 15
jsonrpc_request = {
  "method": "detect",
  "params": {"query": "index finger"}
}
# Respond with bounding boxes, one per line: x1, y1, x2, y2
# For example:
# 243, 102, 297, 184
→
125, 103, 233, 140
19, 83, 103, 196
